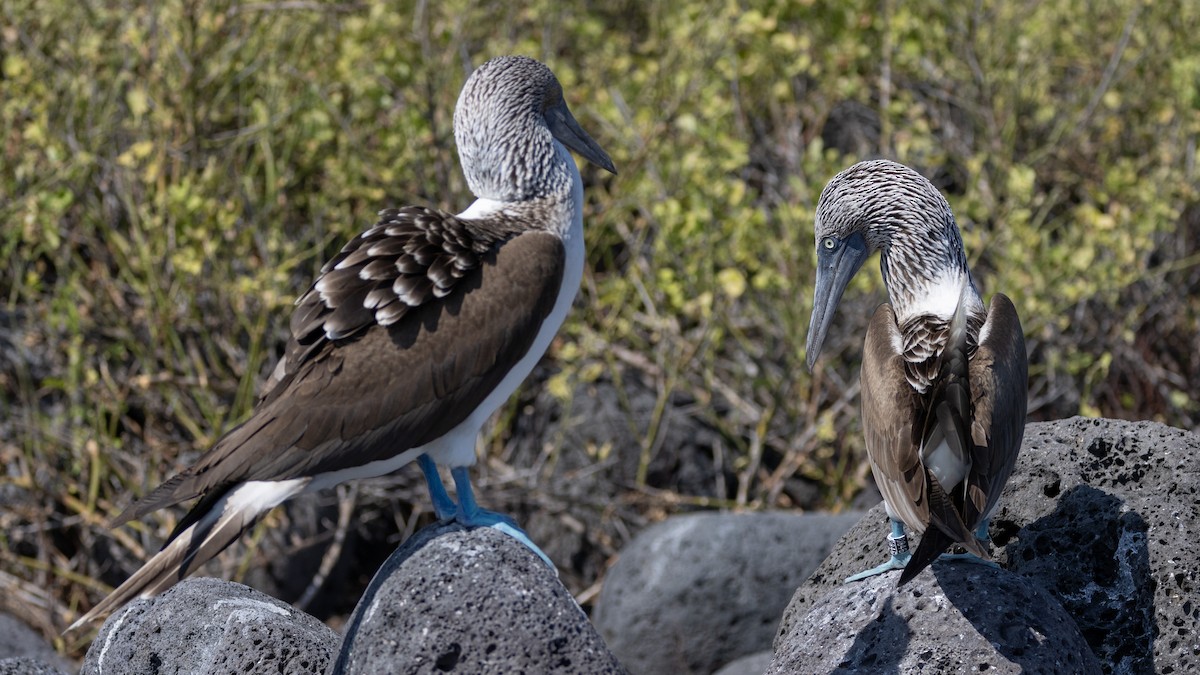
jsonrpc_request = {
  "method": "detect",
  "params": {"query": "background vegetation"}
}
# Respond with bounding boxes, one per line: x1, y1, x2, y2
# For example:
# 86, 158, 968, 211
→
2, 0, 1197, 653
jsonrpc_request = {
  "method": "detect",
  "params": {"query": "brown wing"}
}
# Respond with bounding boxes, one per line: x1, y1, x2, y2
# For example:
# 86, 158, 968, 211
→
861, 303, 929, 533
259, 206, 510, 402
117, 209, 565, 524
963, 293, 1028, 526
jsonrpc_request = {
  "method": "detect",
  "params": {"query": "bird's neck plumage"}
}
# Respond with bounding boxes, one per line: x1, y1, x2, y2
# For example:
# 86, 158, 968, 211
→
456, 139, 582, 241
877, 213, 982, 326
877, 216, 987, 393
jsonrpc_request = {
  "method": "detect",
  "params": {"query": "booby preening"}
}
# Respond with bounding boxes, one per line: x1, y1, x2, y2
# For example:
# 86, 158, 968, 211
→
69, 55, 616, 631
804, 159, 1027, 585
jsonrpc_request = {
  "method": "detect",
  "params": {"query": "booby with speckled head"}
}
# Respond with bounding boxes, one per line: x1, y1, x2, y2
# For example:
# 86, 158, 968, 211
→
804, 159, 1027, 585
69, 55, 616, 631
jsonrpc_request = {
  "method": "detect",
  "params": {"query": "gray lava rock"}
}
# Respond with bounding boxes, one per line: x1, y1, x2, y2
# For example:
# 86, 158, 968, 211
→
594, 511, 861, 675
81, 577, 338, 675
776, 417, 1200, 674
769, 563, 1101, 674
0, 657, 70, 675
332, 520, 626, 674
0, 614, 69, 671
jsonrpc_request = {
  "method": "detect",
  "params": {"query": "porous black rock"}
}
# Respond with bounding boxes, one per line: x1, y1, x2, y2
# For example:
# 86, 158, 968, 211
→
775, 418, 1200, 674
332, 520, 626, 674
80, 577, 338, 675
769, 563, 1101, 673
593, 511, 861, 675
0, 657, 70, 675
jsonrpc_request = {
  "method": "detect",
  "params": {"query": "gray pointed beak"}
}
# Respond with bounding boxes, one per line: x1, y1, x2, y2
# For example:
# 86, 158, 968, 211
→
546, 102, 617, 175
806, 232, 869, 371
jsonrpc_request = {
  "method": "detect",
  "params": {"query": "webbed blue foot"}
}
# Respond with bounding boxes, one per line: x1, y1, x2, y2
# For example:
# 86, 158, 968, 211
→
417, 458, 556, 571
845, 519, 912, 583
450, 466, 556, 570
845, 553, 912, 582
938, 518, 997, 567
937, 552, 999, 568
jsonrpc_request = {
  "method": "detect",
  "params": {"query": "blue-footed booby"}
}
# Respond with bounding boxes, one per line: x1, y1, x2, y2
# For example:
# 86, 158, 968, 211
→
69, 55, 615, 631
804, 160, 1027, 586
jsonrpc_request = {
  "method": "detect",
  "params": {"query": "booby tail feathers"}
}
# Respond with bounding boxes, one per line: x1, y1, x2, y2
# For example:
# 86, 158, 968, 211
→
67, 478, 308, 634
898, 471, 988, 586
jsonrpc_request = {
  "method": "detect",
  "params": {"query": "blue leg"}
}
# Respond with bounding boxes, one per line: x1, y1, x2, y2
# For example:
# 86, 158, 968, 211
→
974, 518, 991, 542
450, 467, 556, 570
939, 517, 999, 567
844, 519, 913, 583
418, 455, 457, 520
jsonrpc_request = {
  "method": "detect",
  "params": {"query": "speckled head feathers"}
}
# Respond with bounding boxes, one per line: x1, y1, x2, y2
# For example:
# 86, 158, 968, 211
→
454, 55, 614, 203
806, 160, 983, 367
814, 159, 974, 318
815, 160, 957, 253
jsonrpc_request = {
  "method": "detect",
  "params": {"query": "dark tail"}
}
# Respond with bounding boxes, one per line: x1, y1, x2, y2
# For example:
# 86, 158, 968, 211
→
898, 472, 987, 586
899, 521, 953, 586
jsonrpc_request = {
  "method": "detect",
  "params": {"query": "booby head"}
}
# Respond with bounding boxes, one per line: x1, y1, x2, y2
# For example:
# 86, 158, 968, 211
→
806, 159, 977, 370
454, 55, 616, 204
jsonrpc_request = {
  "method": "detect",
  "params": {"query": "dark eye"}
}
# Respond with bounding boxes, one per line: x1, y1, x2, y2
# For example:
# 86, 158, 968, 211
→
822, 237, 836, 250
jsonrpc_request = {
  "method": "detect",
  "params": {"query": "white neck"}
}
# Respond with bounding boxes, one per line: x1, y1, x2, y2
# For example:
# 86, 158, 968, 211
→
889, 268, 982, 325
457, 197, 508, 220
457, 140, 581, 241
554, 139, 585, 243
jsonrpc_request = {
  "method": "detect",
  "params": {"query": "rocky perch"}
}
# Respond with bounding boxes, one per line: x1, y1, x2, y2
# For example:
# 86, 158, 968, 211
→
79, 522, 625, 674
773, 417, 1200, 674
80, 578, 337, 675
20, 417, 1197, 674
331, 521, 624, 674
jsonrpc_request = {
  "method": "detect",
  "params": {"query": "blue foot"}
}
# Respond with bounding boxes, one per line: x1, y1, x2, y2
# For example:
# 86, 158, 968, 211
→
845, 519, 912, 583
418, 455, 458, 520
845, 553, 912, 582
936, 517, 996, 566
973, 518, 991, 543
937, 552, 999, 568
450, 466, 557, 572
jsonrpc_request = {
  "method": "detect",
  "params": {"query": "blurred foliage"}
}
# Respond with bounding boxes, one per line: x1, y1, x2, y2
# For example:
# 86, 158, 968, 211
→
1, 0, 1198, 643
